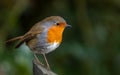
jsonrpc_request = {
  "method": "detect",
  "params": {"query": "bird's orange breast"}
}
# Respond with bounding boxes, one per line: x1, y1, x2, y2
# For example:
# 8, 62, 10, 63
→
47, 23, 65, 44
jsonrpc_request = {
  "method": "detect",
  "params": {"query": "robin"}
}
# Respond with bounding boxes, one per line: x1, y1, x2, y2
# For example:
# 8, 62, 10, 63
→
6, 16, 71, 70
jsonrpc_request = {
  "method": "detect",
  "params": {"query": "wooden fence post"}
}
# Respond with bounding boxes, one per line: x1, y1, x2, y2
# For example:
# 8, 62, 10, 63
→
33, 60, 57, 75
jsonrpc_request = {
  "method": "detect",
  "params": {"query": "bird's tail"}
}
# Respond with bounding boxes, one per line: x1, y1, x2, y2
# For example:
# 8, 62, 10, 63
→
6, 36, 23, 44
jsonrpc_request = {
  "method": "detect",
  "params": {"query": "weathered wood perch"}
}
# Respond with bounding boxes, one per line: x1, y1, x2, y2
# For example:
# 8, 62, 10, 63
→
33, 59, 57, 75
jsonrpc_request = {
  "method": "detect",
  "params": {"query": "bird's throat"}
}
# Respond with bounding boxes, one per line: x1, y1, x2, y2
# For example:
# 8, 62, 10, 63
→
47, 25, 64, 44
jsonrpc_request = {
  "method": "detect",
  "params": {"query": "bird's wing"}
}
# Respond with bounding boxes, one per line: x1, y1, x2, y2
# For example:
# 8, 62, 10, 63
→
15, 31, 41, 48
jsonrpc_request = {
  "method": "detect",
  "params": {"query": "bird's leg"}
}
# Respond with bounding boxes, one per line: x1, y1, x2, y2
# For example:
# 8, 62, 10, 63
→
34, 54, 44, 66
42, 53, 51, 70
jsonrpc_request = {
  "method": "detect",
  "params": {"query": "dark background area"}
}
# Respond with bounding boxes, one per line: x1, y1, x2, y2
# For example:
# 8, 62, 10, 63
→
0, 0, 120, 75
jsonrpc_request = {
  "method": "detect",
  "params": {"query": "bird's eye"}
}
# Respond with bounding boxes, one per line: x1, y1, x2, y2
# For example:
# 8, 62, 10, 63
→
56, 23, 60, 26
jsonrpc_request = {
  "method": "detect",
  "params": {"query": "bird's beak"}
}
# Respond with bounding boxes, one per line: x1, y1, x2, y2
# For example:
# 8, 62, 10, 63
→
66, 24, 72, 28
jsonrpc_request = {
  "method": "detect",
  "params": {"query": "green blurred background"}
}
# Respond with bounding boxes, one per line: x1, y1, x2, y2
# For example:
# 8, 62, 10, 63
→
0, 0, 120, 75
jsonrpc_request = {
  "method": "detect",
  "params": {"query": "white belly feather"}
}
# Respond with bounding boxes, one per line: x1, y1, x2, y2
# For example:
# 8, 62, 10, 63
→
46, 42, 59, 53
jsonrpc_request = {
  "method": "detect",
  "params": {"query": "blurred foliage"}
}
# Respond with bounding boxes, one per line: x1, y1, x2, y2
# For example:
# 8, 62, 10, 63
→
0, 0, 120, 75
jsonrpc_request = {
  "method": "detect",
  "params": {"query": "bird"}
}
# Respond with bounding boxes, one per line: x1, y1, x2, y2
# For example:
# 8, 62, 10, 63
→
6, 16, 71, 70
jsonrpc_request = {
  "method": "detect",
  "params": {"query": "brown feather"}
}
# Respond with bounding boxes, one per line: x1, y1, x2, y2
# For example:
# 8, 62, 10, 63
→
6, 36, 23, 44
15, 31, 41, 48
